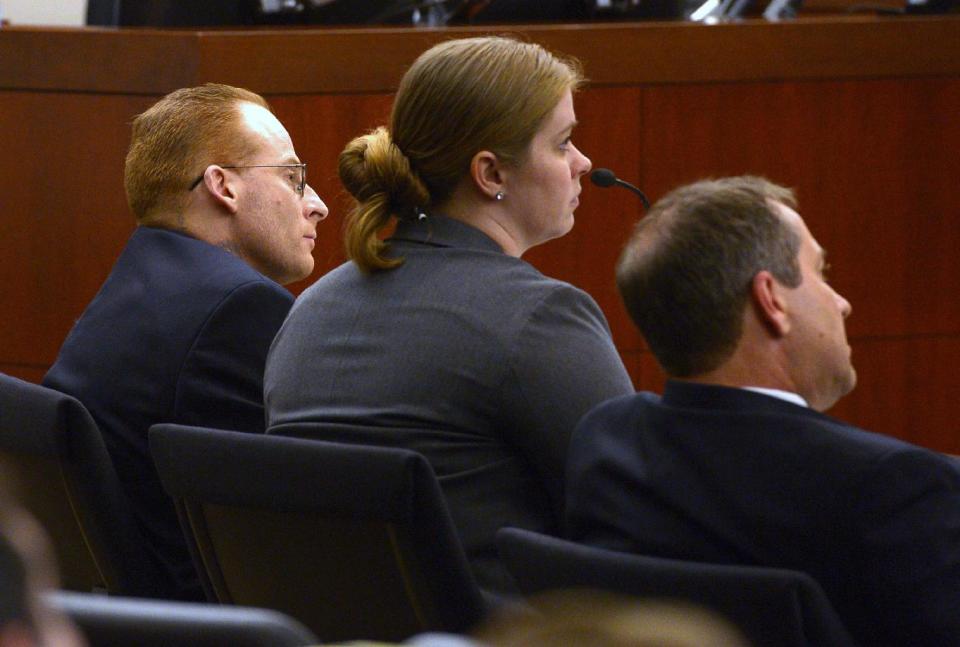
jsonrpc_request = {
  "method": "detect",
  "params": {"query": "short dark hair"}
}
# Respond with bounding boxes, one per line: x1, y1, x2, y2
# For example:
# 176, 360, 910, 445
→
616, 176, 801, 377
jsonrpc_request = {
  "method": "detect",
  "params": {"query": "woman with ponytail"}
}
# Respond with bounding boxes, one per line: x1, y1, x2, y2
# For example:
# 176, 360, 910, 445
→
265, 36, 633, 595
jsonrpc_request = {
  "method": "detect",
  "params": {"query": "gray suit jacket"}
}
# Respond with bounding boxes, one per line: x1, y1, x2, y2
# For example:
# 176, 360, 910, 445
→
265, 215, 633, 594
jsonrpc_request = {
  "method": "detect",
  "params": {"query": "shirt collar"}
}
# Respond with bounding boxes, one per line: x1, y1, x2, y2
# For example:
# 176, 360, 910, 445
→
743, 387, 809, 408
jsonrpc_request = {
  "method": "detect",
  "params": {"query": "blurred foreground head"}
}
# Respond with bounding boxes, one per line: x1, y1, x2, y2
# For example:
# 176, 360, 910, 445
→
473, 589, 750, 647
0, 480, 85, 647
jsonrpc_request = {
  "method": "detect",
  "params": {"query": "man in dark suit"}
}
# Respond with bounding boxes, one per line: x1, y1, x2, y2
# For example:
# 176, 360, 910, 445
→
565, 176, 960, 645
43, 84, 328, 600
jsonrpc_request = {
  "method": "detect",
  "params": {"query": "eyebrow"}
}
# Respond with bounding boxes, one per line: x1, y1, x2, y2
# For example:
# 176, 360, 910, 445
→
557, 120, 578, 137
818, 248, 829, 267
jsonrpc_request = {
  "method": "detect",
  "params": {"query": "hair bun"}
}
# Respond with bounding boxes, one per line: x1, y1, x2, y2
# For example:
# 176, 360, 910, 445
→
338, 126, 430, 215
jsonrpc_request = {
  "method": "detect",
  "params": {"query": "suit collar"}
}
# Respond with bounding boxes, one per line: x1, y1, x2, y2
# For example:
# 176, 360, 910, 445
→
132, 225, 212, 249
662, 380, 812, 415
128, 225, 276, 283
391, 215, 504, 254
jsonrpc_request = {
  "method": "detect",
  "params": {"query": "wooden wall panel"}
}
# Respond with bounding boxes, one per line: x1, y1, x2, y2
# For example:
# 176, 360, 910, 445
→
637, 77, 960, 337
5, 19, 960, 95
1, 20, 958, 452
0, 28, 200, 93
831, 336, 960, 454
638, 77, 960, 341
0, 91, 154, 378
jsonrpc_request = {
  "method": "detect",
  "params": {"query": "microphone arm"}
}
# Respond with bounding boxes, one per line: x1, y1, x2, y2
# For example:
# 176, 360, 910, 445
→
590, 168, 651, 210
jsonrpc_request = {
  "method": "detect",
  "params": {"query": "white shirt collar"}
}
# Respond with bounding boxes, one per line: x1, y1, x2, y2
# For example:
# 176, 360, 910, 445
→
743, 386, 809, 408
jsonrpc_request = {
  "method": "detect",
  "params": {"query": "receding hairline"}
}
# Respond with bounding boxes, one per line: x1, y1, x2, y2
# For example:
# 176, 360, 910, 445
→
231, 100, 300, 163
620, 179, 801, 270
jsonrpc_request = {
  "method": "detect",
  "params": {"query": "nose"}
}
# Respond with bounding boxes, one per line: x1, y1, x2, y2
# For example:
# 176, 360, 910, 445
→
571, 143, 591, 177
302, 184, 328, 222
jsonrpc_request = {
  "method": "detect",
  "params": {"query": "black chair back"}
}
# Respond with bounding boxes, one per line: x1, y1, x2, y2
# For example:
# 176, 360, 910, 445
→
0, 373, 163, 596
48, 590, 318, 647
150, 423, 487, 642
496, 527, 855, 647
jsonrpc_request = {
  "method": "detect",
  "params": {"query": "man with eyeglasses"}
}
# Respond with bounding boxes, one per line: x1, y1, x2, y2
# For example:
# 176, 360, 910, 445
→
43, 83, 327, 600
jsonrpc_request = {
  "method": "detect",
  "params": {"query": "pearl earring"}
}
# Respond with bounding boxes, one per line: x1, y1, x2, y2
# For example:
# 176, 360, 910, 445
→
495, 191, 505, 201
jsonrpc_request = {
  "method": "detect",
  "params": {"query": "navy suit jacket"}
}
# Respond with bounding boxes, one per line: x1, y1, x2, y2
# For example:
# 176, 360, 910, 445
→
44, 226, 293, 599
565, 381, 960, 646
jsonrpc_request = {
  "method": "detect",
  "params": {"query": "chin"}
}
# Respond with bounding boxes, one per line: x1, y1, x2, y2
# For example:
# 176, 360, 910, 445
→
293, 261, 315, 282
822, 370, 857, 411
274, 260, 314, 286
844, 367, 858, 395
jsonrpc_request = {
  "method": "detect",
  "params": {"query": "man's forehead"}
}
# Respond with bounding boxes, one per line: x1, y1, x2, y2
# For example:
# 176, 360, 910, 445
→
771, 200, 823, 258
768, 199, 800, 224
237, 101, 277, 129
236, 102, 293, 150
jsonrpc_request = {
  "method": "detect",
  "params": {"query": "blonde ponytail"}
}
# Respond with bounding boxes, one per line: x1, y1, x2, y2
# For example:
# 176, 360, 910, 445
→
338, 127, 430, 272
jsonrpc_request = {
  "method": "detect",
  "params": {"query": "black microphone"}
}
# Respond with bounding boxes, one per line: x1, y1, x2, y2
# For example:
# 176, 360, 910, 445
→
590, 168, 650, 210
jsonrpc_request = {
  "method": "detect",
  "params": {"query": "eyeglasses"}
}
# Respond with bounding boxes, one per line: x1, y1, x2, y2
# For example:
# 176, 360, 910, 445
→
188, 163, 307, 197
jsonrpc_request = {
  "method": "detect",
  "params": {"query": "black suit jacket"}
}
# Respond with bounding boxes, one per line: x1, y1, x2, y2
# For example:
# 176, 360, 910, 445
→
44, 226, 293, 599
565, 381, 960, 646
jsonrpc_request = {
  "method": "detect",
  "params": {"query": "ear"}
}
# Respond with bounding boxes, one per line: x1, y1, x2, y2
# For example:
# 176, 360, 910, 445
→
201, 165, 241, 215
751, 270, 791, 337
469, 150, 506, 201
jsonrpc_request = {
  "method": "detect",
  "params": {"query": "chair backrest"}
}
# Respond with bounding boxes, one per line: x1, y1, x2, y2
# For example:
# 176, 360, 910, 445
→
0, 373, 163, 596
496, 528, 855, 647
149, 423, 488, 643
47, 590, 319, 647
